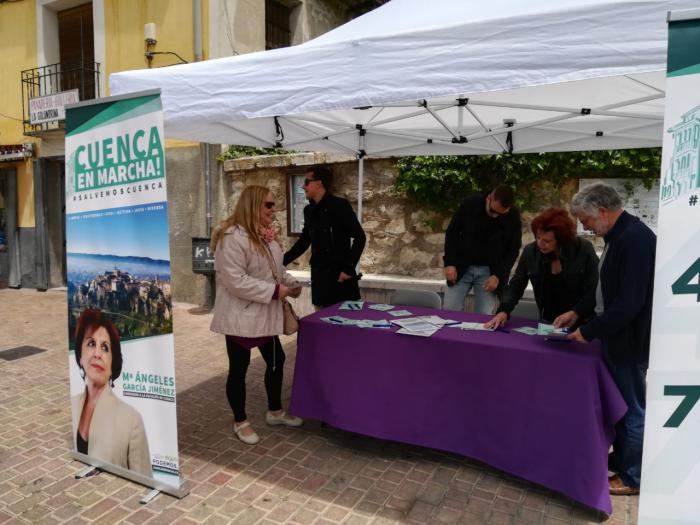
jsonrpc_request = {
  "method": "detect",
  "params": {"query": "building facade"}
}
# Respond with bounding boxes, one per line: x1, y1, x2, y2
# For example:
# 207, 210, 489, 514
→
662, 104, 700, 202
0, 0, 363, 294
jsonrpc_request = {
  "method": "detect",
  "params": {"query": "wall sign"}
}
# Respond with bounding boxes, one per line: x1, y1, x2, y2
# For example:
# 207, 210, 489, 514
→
30, 89, 79, 125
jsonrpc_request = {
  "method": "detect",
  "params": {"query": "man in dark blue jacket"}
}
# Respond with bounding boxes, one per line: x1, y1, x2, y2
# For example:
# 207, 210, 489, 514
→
554, 182, 656, 496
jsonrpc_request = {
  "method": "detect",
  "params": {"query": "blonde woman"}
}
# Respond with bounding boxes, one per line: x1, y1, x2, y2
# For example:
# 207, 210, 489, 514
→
210, 185, 303, 444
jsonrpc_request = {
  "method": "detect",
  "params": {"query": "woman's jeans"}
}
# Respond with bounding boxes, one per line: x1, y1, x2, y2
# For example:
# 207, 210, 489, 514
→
443, 265, 498, 314
225, 336, 285, 423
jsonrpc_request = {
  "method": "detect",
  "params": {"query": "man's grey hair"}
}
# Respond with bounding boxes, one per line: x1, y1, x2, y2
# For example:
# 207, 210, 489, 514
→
570, 182, 623, 216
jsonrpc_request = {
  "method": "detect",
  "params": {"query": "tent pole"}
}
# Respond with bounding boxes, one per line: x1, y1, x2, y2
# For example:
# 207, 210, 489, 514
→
357, 155, 364, 223
356, 153, 364, 277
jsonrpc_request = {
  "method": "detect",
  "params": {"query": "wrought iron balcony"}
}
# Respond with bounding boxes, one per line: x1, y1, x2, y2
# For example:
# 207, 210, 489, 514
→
21, 62, 101, 135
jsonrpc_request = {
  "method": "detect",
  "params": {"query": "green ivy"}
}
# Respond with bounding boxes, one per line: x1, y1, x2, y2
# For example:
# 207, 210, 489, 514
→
394, 149, 662, 216
217, 145, 298, 161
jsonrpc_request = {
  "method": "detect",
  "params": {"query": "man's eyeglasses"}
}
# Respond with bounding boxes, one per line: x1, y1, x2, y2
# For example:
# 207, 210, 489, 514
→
263, 201, 276, 209
303, 178, 317, 186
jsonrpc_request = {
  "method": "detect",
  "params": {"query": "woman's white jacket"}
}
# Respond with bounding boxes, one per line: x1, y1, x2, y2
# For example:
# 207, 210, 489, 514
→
210, 225, 296, 337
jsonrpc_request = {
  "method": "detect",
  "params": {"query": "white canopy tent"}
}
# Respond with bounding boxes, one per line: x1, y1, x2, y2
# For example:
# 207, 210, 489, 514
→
110, 0, 697, 153
110, 0, 697, 218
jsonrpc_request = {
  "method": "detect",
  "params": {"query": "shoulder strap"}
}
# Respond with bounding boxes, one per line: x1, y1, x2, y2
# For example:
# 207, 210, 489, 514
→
262, 244, 280, 283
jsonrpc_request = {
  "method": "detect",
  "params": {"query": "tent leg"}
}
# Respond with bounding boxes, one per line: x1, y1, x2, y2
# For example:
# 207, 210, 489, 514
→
357, 155, 364, 222
356, 155, 364, 277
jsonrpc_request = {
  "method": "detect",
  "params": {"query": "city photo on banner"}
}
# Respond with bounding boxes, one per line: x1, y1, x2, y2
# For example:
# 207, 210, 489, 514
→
64, 90, 187, 497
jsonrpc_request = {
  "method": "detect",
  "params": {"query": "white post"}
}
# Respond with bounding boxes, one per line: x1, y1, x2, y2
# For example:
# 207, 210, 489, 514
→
356, 129, 365, 276
357, 155, 364, 222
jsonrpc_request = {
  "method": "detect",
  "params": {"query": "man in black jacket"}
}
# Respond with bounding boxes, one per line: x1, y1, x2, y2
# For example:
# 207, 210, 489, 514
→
284, 166, 366, 308
554, 182, 656, 496
443, 185, 522, 314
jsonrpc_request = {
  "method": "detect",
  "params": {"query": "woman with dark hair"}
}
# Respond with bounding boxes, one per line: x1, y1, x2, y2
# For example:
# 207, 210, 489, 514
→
71, 308, 151, 476
485, 208, 599, 328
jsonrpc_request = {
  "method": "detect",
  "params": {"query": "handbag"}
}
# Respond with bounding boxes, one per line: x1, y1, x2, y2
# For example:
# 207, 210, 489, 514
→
264, 245, 300, 335
281, 298, 299, 335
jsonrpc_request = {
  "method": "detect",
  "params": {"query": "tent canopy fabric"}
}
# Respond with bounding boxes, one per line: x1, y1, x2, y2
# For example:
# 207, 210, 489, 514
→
110, 0, 696, 156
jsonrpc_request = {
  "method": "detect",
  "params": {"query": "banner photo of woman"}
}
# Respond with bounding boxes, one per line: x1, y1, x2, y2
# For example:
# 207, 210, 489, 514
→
64, 91, 185, 496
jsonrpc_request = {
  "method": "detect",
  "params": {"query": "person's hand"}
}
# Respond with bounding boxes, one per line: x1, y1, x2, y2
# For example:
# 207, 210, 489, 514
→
279, 285, 299, 300
484, 312, 508, 329
444, 266, 457, 284
567, 328, 588, 343
287, 286, 302, 298
483, 275, 499, 292
553, 310, 578, 328
338, 272, 352, 283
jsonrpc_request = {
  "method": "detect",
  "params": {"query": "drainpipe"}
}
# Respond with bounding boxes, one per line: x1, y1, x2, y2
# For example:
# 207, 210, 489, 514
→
194, 0, 203, 62
195, 0, 214, 307
193, 0, 209, 232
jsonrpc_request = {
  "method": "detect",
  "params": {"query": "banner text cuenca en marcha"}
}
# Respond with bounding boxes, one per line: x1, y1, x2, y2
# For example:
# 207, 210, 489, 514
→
74, 126, 164, 192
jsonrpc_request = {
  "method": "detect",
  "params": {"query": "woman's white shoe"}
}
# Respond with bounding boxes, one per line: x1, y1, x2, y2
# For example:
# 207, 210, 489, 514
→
233, 421, 260, 445
266, 411, 303, 427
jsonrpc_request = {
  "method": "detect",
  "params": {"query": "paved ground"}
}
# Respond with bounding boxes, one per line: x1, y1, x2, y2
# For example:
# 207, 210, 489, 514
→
0, 288, 639, 524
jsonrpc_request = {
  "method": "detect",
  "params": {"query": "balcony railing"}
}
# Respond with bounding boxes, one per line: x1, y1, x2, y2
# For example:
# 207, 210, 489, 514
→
21, 62, 101, 135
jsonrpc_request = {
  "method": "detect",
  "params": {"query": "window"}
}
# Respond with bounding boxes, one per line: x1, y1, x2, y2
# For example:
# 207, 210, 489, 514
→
286, 169, 308, 236
265, 0, 292, 50
58, 3, 95, 99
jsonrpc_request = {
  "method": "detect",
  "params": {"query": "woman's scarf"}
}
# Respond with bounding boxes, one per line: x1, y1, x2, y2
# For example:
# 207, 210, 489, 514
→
261, 225, 277, 243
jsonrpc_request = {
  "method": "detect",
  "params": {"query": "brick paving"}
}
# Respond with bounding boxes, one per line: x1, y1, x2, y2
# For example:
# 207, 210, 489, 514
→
0, 288, 639, 524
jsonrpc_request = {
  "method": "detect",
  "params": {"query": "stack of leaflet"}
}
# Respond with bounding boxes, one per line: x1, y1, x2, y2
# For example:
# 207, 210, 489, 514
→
392, 317, 440, 337
448, 321, 494, 331
320, 315, 392, 329
391, 315, 458, 337
323, 302, 465, 337
387, 309, 412, 317
511, 323, 569, 336
536, 322, 568, 336
416, 315, 458, 327
322, 301, 394, 329
368, 303, 394, 311
339, 300, 365, 311
513, 326, 539, 335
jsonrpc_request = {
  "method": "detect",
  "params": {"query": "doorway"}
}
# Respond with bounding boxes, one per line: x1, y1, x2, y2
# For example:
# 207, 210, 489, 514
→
33, 158, 67, 290
58, 3, 95, 100
0, 168, 19, 288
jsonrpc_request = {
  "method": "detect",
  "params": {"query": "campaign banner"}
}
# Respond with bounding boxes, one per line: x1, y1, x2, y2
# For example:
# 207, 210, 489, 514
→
639, 11, 700, 524
64, 91, 185, 495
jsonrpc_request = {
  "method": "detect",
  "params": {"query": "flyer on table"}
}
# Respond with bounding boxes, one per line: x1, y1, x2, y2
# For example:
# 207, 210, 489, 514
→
64, 92, 182, 490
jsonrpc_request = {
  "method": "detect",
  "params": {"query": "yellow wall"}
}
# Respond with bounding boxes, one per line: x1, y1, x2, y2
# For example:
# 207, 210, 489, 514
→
0, 0, 37, 228
1, 0, 213, 229
0, 0, 37, 145
104, 0, 207, 149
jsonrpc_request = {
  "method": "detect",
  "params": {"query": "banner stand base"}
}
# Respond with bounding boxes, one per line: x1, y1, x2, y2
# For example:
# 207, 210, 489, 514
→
74, 465, 99, 479
72, 452, 190, 499
140, 489, 161, 505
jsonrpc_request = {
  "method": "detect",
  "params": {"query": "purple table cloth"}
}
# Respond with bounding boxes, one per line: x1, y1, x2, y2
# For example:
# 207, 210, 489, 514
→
289, 304, 627, 513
